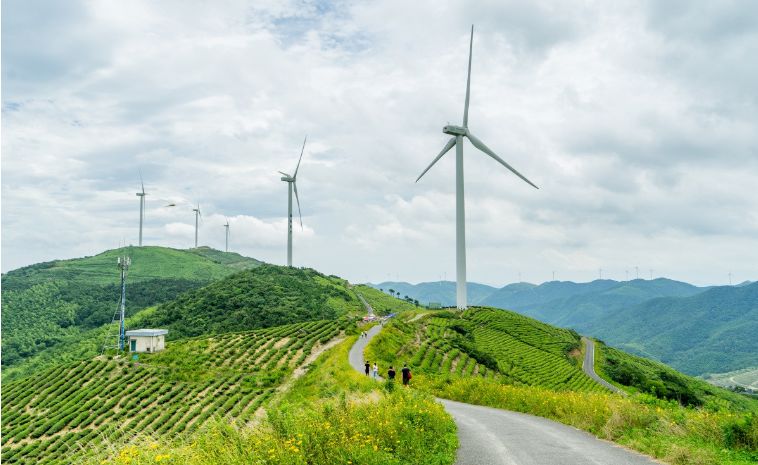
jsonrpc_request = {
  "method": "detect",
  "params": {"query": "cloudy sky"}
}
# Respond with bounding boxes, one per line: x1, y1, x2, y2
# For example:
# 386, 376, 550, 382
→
2, 0, 757, 286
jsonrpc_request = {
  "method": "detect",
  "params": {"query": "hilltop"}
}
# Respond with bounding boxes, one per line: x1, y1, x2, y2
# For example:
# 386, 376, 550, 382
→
1, 246, 261, 369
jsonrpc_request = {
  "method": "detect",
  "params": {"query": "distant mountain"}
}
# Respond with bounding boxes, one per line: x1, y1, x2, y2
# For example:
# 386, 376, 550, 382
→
500, 278, 705, 329
1, 246, 261, 368
589, 283, 758, 375
371, 281, 498, 306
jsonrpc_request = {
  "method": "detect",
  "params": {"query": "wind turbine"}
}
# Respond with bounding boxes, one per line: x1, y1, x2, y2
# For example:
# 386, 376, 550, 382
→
415, 26, 538, 309
136, 171, 147, 246
223, 219, 230, 252
279, 136, 306, 267
192, 204, 201, 248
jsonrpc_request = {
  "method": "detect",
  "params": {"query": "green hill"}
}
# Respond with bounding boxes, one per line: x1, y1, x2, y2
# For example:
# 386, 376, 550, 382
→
1, 246, 261, 368
1, 319, 348, 465
590, 283, 758, 375
140, 265, 363, 338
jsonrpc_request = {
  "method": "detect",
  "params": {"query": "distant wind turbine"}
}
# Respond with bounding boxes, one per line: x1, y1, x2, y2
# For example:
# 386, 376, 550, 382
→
279, 136, 306, 267
192, 204, 201, 248
136, 171, 147, 247
415, 26, 538, 309
223, 219, 230, 252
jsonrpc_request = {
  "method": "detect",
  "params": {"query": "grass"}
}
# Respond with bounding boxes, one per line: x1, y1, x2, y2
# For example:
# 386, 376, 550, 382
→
84, 336, 458, 465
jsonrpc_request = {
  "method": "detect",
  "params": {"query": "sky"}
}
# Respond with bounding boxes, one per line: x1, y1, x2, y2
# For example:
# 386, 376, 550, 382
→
2, 0, 757, 287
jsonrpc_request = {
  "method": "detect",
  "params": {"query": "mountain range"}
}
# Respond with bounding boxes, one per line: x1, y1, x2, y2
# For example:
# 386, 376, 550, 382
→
370, 278, 758, 375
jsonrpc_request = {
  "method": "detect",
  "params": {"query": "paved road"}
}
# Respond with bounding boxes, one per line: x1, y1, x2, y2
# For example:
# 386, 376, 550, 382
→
350, 326, 658, 464
581, 337, 626, 395
349, 324, 383, 380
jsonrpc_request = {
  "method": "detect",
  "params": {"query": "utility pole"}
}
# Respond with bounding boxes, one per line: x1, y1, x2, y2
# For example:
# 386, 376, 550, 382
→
117, 254, 131, 351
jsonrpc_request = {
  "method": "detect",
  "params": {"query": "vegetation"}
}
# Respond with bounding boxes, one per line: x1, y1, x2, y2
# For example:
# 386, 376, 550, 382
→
373, 279, 758, 377
590, 283, 758, 375
425, 377, 758, 465
1, 246, 261, 368
1, 319, 348, 465
85, 337, 458, 465
595, 342, 757, 411
140, 265, 363, 338
365, 307, 603, 392
353, 285, 417, 316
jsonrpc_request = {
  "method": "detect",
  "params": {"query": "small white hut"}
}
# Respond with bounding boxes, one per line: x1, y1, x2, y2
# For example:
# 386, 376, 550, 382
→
125, 329, 168, 353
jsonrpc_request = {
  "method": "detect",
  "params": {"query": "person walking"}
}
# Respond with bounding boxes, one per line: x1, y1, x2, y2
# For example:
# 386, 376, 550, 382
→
365, 361, 370, 376
401, 363, 411, 386
387, 365, 396, 380
372, 362, 378, 379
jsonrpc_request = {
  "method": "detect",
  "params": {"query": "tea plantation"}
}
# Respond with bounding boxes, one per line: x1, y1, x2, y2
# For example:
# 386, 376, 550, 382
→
1, 319, 348, 465
366, 308, 605, 392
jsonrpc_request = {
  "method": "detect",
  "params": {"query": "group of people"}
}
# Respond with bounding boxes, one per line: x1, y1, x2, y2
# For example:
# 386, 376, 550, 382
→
364, 360, 412, 385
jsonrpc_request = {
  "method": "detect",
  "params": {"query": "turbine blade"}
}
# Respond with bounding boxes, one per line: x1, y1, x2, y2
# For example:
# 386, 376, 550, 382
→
415, 137, 456, 183
294, 135, 307, 178
278, 171, 291, 177
139, 169, 145, 194
463, 25, 474, 127
466, 133, 539, 189
293, 182, 303, 228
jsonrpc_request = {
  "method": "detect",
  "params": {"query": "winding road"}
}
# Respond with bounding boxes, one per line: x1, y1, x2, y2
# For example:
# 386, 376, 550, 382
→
581, 337, 626, 395
350, 325, 657, 465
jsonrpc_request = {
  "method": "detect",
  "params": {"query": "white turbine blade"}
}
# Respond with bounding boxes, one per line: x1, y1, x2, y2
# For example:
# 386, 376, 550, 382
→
415, 137, 456, 183
467, 133, 539, 189
138, 169, 145, 195
293, 181, 303, 228
294, 135, 307, 178
278, 171, 291, 177
463, 25, 474, 127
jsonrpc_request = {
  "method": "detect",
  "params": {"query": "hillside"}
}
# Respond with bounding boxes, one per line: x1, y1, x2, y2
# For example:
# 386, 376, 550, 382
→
365, 307, 605, 392
590, 283, 758, 375
140, 265, 363, 337
1, 246, 262, 368
3, 262, 365, 382
1, 319, 349, 465
371, 279, 758, 375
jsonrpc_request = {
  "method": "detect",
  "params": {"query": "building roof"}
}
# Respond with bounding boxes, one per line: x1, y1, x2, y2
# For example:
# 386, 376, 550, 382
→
125, 329, 168, 337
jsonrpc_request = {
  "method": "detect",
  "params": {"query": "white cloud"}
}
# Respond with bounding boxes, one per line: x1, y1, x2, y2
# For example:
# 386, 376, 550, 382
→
2, 0, 757, 287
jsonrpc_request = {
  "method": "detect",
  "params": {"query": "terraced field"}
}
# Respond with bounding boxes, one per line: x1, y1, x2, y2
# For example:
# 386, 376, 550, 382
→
1, 319, 348, 465
366, 308, 605, 392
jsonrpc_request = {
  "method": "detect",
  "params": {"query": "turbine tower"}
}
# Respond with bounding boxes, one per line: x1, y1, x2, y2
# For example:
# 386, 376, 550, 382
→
223, 219, 230, 252
136, 171, 147, 246
279, 136, 306, 267
415, 26, 538, 309
192, 204, 201, 248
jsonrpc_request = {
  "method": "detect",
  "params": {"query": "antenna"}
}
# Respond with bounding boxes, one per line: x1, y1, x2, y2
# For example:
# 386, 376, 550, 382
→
101, 251, 132, 355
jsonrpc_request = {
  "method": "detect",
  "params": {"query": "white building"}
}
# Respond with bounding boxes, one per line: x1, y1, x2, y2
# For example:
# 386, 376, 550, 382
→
125, 329, 168, 353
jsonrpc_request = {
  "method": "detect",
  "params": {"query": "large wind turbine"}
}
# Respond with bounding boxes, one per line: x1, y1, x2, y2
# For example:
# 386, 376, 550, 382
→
415, 26, 538, 310
223, 219, 230, 252
279, 136, 306, 267
192, 204, 201, 248
136, 172, 147, 246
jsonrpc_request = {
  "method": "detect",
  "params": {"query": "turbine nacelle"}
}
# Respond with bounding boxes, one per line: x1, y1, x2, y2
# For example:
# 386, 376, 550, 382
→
443, 125, 467, 136
281, 176, 294, 182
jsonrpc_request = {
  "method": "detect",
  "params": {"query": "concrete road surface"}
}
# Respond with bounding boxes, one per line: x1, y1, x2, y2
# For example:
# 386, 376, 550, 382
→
581, 337, 626, 395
